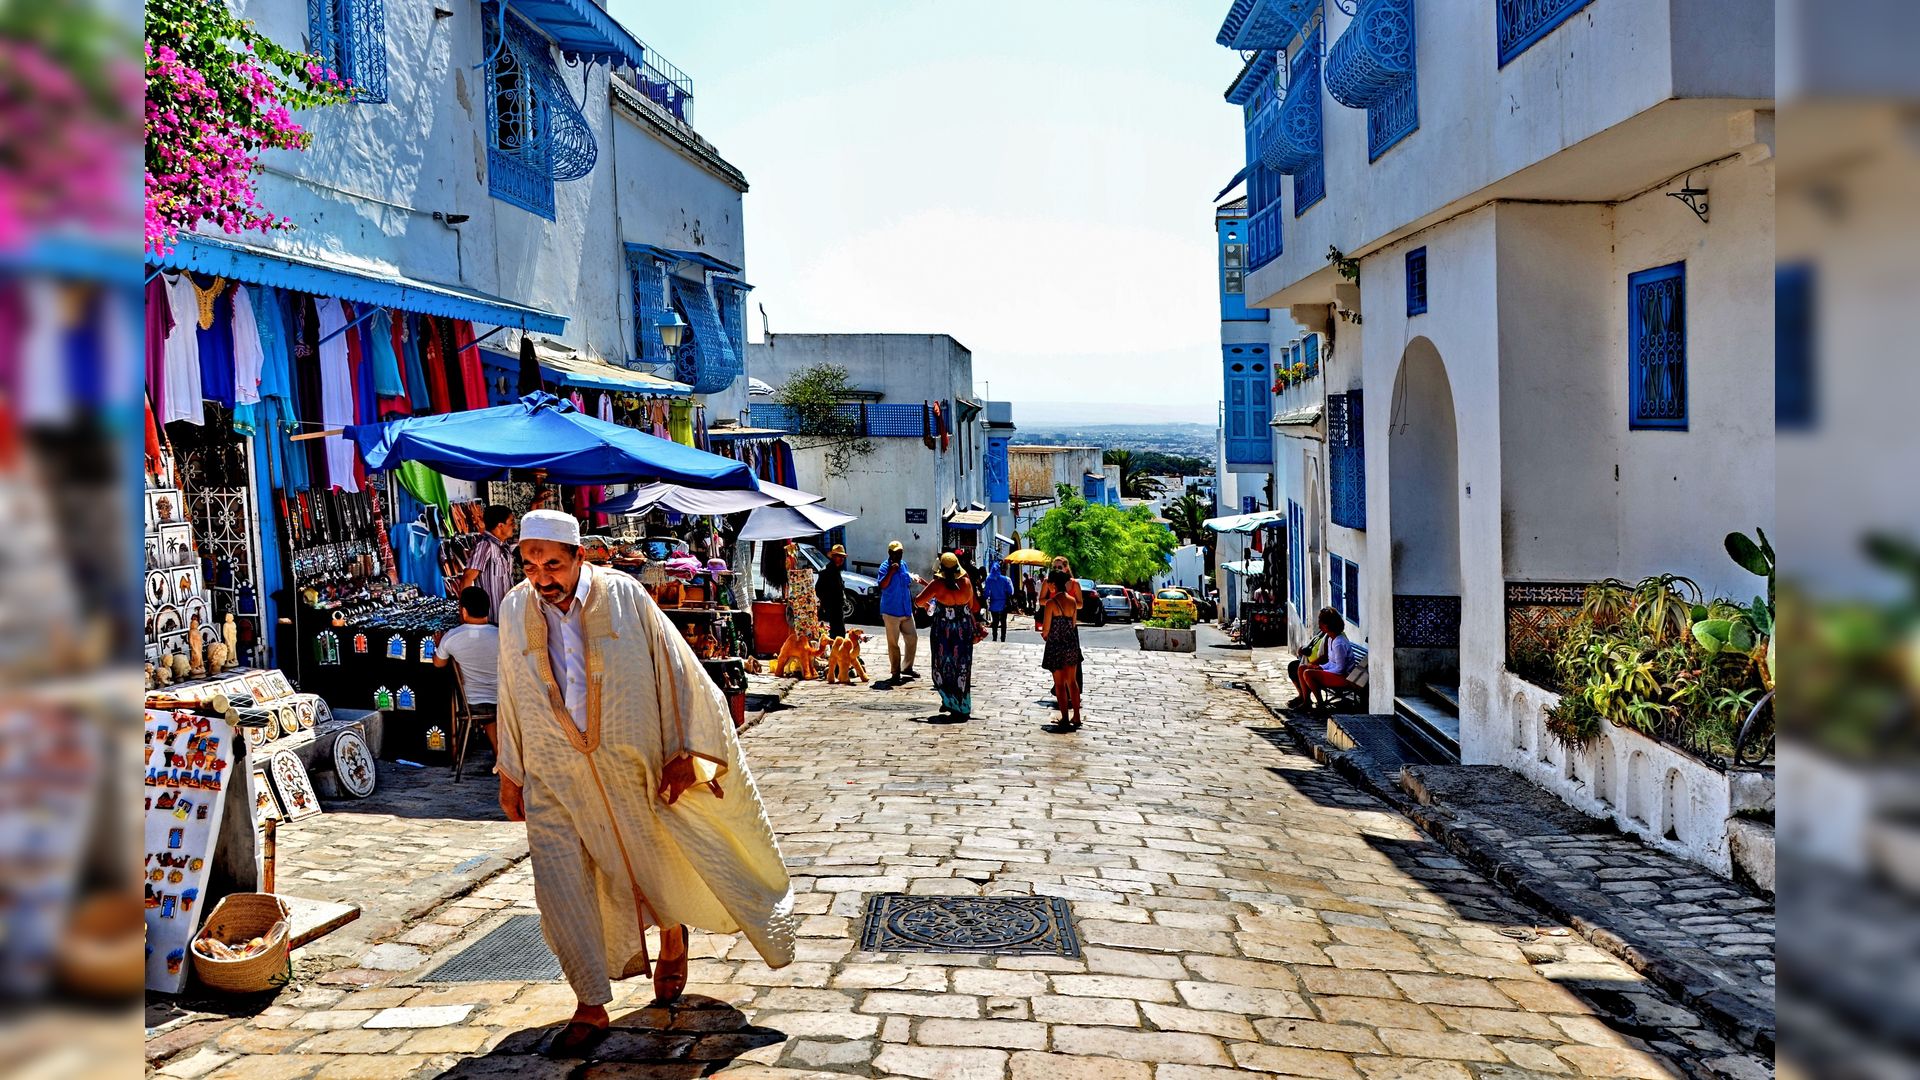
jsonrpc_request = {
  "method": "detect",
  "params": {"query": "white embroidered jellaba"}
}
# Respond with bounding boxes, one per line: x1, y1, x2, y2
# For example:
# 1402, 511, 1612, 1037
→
496, 563, 796, 1005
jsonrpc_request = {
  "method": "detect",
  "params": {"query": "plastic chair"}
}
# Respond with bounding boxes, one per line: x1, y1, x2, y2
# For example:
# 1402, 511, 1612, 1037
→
449, 663, 483, 783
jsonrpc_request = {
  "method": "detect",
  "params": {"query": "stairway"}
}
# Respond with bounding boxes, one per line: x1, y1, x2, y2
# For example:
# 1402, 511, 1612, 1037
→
1393, 682, 1461, 764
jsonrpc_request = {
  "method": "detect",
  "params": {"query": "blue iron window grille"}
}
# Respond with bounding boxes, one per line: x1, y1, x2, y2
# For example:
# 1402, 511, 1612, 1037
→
1628, 262, 1687, 430
1263, 36, 1323, 176
623, 246, 674, 366
1329, 389, 1366, 528
1497, 0, 1596, 67
308, 0, 388, 103
1776, 264, 1814, 430
1288, 499, 1305, 614
1405, 247, 1427, 315
482, 3, 599, 220
667, 274, 740, 395
714, 278, 751, 364
1241, 61, 1287, 271
1294, 156, 1326, 217
1325, 0, 1417, 161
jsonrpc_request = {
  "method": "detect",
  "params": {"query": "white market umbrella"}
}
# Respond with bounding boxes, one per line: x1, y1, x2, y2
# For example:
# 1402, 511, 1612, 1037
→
592, 479, 826, 517
735, 501, 857, 542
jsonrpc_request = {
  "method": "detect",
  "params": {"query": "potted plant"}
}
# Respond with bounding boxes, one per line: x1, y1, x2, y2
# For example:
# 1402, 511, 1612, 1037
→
1137, 610, 1197, 653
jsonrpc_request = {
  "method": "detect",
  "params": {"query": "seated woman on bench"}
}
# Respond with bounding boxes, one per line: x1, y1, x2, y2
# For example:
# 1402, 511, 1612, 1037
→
1290, 607, 1356, 710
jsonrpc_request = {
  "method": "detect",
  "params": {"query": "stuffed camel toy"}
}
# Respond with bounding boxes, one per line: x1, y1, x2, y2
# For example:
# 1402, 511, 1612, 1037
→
826, 629, 869, 685
772, 629, 825, 680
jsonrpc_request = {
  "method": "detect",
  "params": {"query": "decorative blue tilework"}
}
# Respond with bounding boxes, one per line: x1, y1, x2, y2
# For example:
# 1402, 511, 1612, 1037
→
1393, 594, 1460, 648
1628, 261, 1687, 430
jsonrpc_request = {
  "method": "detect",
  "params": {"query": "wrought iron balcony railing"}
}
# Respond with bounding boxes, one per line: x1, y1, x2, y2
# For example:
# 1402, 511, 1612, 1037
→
1325, 0, 1414, 110
1258, 54, 1322, 173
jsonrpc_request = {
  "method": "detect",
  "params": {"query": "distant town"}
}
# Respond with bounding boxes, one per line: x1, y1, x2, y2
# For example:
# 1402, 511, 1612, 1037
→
1012, 421, 1216, 471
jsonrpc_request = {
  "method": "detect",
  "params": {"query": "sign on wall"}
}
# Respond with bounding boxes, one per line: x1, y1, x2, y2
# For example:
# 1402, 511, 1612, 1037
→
904, 508, 928, 524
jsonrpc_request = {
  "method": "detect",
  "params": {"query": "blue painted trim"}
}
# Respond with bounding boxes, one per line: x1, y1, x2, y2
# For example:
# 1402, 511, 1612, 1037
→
1225, 49, 1278, 105
1218, 0, 1320, 50
506, 0, 648, 68
1497, 0, 1596, 68
1628, 261, 1687, 431
1405, 246, 1427, 315
147, 234, 568, 333
1775, 263, 1814, 430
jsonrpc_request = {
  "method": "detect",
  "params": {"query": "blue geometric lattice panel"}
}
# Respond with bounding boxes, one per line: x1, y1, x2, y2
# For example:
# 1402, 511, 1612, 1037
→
1497, 0, 1597, 67
1628, 262, 1686, 430
1393, 594, 1461, 649
668, 274, 740, 395
1326, 0, 1413, 110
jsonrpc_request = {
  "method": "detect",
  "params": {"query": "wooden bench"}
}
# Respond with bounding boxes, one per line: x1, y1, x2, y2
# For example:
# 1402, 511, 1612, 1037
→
1313, 643, 1369, 714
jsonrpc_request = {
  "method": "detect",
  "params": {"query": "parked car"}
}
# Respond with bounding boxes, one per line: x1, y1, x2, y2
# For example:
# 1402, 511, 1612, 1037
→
1152, 588, 1200, 621
1096, 585, 1134, 623
1075, 578, 1106, 626
790, 543, 884, 624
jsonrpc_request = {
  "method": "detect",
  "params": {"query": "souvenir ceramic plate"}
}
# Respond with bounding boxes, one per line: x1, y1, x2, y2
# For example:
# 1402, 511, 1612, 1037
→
295, 699, 317, 730
262, 709, 281, 741
330, 729, 376, 798
276, 704, 301, 735
153, 605, 182, 638
243, 723, 266, 750
146, 570, 170, 608
266, 750, 321, 820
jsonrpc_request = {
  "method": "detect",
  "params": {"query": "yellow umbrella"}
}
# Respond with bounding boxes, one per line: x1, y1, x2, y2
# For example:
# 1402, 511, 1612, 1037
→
1003, 548, 1052, 567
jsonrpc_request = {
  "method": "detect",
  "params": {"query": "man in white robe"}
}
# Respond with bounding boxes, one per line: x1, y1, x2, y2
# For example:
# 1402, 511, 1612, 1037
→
497, 511, 795, 1057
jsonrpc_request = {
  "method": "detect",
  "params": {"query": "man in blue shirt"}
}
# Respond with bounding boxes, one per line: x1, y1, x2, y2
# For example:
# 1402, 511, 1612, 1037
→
982, 562, 1015, 642
876, 540, 919, 683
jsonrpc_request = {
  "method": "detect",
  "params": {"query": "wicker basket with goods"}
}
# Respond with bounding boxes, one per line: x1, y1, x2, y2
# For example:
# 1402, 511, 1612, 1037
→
191, 892, 291, 993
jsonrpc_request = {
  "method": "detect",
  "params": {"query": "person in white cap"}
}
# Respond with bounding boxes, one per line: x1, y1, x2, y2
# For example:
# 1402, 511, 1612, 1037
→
494, 509, 795, 1058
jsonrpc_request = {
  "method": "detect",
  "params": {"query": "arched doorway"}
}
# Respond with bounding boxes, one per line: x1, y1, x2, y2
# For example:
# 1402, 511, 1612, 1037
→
1387, 338, 1463, 756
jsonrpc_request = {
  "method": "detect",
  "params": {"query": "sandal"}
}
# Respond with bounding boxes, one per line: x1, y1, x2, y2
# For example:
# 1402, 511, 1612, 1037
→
544, 1020, 610, 1059
652, 924, 689, 1005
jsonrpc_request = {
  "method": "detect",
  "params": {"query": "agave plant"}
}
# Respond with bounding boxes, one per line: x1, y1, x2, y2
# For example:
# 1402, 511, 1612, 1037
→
1578, 580, 1633, 629
1632, 573, 1702, 644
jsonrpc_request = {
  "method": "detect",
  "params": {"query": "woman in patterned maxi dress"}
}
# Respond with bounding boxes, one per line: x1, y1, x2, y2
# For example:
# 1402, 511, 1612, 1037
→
1038, 556, 1084, 729
915, 553, 980, 718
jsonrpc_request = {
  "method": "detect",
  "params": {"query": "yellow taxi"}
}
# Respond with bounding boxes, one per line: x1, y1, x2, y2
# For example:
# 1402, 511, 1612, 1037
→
1151, 588, 1200, 621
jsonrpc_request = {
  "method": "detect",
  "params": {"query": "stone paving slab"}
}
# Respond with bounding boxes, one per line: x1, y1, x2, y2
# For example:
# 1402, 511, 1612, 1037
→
1243, 654, 1775, 1055
149, 642, 1770, 1080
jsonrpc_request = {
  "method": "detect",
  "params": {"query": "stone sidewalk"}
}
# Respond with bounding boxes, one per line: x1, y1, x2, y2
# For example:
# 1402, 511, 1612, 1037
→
1242, 655, 1775, 1054
151, 642, 1770, 1080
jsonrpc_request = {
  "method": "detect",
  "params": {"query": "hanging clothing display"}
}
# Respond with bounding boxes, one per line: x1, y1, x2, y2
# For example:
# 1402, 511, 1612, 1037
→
366, 309, 407, 405
453, 321, 486, 408
418, 314, 453, 414
397, 460, 451, 519
668, 399, 694, 446
196, 283, 235, 408
315, 297, 359, 491
145, 277, 171, 424
160, 274, 204, 426
229, 285, 265, 435
400, 314, 432, 412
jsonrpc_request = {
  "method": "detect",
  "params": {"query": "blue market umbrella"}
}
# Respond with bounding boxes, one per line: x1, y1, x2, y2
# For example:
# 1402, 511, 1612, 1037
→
349, 392, 759, 489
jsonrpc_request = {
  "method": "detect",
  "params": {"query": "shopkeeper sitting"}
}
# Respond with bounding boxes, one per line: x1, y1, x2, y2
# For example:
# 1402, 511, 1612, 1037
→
435, 587, 501, 756
457, 505, 517, 624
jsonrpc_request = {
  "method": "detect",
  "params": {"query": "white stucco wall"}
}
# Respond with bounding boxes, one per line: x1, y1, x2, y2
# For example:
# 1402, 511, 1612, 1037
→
1245, 0, 1772, 309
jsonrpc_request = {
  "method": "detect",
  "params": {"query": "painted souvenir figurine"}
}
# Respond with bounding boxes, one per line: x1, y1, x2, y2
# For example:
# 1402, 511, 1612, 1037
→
187, 614, 205, 677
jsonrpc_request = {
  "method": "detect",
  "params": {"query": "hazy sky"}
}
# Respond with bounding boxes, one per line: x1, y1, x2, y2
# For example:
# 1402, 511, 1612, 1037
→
608, 0, 1246, 424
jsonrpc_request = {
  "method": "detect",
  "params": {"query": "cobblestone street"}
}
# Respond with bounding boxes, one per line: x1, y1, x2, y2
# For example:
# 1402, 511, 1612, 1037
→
150, 643, 1771, 1080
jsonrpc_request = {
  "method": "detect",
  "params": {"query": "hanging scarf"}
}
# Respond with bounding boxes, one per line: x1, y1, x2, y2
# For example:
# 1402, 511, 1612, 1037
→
400, 314, 433, 411
922, 400, 935, 449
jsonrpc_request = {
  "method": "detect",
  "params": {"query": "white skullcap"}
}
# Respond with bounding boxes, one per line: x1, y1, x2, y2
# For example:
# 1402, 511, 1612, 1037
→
518, 509, 582, 547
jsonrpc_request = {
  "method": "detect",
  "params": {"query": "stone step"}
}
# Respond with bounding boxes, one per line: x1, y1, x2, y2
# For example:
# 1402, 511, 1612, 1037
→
1423, 682, 1461, 716
1393, 693, 1461, 763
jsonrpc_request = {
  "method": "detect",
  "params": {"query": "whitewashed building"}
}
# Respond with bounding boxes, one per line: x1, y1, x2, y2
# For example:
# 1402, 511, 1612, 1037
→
1213, 0, 1775, 871
1008, 445, 1106, 537
748, 334, 987, 575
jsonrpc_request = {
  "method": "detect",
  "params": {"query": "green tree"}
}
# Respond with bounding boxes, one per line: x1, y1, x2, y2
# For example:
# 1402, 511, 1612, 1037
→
1165, 494, 1211, 546
1103, 449, 1165, 500
776, 363, 873, 477
1029, 484, 1179, 587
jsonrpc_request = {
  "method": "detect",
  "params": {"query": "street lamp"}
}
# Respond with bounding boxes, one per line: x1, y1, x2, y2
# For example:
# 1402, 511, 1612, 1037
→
657, 313, 687, 351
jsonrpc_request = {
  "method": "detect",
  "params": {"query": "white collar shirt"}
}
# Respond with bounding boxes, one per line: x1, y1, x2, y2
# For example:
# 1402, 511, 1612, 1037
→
539, 567, 593, 733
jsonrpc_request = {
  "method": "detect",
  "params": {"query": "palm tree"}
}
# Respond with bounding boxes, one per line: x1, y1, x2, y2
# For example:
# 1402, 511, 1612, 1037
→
1104, 449, 1165, 500
1166, 494, 1211, 546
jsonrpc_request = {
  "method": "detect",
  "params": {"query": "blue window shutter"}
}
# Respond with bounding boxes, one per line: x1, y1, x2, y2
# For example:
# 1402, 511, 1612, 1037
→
1405, 247, 1427, 315
1329, 391, 1367, 529
625, 247, 672, 366
1628, 262, 1687, 430
1330, 554, 1345, 616
1776, 264, 1814, 430
1345, 558, 1360, 625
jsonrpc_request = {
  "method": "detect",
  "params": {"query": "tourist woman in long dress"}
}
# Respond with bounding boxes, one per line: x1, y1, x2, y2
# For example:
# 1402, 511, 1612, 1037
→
1037, 556, 1084, 729
915, 553, 981, 719
784, 540, 822, 642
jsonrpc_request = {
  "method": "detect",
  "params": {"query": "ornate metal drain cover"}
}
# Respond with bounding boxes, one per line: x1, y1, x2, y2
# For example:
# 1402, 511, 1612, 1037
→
859, 894, 1081, 957
417, 915, 564, 982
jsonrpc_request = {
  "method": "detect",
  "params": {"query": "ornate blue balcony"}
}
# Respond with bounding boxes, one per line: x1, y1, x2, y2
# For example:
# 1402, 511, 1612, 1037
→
1325, 0, 1414, 110
1497, 0, 1596, 67
1259, 48, 1322, 174
1217, 0, 1319, 51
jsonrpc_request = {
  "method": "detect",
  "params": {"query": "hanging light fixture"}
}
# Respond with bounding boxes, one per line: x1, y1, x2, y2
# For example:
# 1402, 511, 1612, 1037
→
657, 312, 687, 350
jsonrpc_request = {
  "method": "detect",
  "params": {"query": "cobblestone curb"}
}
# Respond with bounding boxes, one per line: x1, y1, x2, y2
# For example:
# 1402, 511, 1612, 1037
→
1239, 668, 1775, 1055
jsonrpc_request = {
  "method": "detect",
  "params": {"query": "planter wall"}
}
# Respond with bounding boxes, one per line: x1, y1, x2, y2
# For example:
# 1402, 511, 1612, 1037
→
1493, 671, 1762, 876
1136, 627, 1197, 653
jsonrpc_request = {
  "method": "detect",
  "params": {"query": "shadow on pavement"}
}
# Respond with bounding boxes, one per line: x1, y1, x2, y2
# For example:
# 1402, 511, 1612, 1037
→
439, 995, 782, 1077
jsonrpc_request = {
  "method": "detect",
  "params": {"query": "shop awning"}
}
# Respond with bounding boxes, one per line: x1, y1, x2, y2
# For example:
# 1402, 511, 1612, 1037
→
527, 340, 692, 396
151, 234, 567, 334
506, 0, 648, 67
706, 424, 789, 440
1204, 509, 1286, 534
946, 509, 993, 530
1221, 559, 1266, 576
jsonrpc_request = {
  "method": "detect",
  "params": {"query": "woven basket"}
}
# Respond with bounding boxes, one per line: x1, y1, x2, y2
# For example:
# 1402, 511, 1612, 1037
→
191, 892, 291, 994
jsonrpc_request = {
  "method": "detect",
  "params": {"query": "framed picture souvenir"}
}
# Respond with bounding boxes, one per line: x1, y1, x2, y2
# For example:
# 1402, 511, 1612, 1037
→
148, 489, 182, 527
266, 671, 294, 698
252, 769, 284, 826
144, 534, 160, 571
219, 677, 251, 703
158, 523, 196, 569
244, 673, 275, 702
146, 569, 170, 609
153, 605, 183, 640
181, 594, 210, 632
171, 565, 204, 606
144, 706, 237, 994
266, 749, 321, 821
